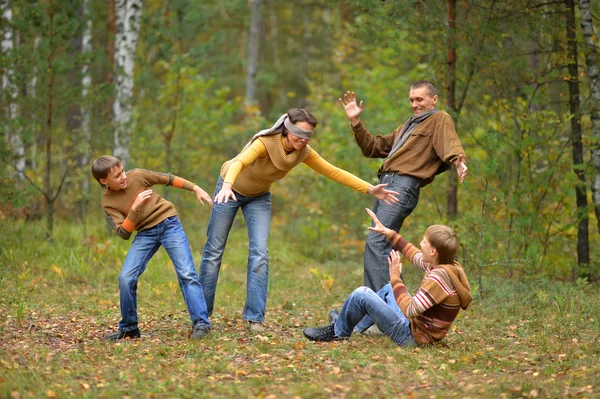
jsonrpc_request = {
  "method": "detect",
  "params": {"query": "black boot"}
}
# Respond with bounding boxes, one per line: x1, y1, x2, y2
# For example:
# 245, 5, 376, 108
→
104, 328, 141, 340
303, 324, 345, 342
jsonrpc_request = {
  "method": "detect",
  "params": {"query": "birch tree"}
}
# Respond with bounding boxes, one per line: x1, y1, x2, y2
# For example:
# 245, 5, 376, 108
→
113, 0, 142, 168
578, 0, 600, 232
1, 0, 24, 179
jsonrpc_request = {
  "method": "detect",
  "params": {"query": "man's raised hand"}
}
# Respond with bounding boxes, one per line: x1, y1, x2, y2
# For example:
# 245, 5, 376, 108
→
338, 91, 364, 126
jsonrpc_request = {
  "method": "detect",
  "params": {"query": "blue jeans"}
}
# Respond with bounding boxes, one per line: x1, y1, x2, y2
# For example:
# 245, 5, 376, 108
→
334, 284, 415, 347
200, 177, 271, 323
118, 216, 210, 332
364, 173, 420, 291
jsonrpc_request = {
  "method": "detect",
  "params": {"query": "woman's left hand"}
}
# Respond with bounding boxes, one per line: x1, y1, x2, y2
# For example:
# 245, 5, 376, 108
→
368, 183, 399, 205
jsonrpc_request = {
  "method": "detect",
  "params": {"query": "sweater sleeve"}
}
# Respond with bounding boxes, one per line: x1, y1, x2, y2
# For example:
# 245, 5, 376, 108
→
137, 168, 196, 191
385, 230, 430, 273
352, 122, 399, 158
103, 206, 140, 240
223, 140, 268, 184
431, 113, 466, 166
391, 269, 452, 319
303, 150, 370, 193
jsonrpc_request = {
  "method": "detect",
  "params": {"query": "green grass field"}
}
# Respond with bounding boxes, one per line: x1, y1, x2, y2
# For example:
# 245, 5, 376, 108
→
1, 217, 598, 398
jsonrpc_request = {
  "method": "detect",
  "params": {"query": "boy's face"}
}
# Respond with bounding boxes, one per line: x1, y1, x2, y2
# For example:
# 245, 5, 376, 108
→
100, 165, 127, 191
420, 235, 438, 265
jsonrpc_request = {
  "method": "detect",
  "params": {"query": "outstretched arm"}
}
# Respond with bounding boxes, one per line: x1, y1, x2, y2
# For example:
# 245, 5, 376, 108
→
339, 91, 364, 127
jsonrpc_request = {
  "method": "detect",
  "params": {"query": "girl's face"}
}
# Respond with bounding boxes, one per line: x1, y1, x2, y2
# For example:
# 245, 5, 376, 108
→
285, 121, 313, 150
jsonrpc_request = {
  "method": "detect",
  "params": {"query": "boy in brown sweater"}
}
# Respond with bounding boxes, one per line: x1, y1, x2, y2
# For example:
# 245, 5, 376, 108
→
303, 209, 471, 346
91, 156, 213, 340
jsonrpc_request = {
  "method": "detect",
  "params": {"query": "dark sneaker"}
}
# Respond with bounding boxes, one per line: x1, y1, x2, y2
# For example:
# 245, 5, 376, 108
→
104, 328, 141, 341
248, 321, 265, 332
328, 309, 339, 324
303, 324, 346, 342
191, 325, 211, 339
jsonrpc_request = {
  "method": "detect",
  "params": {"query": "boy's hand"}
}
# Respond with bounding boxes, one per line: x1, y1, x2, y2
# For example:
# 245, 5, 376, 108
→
388, 250, 403, 280
193, 185, 214, 208
215, 182, 237, 204
131, 189, 153, 211
366, 208, 390, 236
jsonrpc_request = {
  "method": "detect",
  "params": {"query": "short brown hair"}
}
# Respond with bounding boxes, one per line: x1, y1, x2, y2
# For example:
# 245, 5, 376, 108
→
91, 155, 122, 185
410, 80, 438, 97
282, 108, 318, 137
425, 225, 459, 265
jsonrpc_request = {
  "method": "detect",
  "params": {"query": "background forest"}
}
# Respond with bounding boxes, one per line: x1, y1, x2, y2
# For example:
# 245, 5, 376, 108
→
2, 1, 600, 398
2, 0, 599, 280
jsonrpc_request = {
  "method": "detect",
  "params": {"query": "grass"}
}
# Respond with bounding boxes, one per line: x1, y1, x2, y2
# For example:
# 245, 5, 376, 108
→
1, 216, 599, 398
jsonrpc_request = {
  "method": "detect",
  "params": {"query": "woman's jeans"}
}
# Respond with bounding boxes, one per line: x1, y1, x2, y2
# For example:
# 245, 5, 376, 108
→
364, 173, 420, 291
118, 216, 210, 332
200, 177, 271, 323
335, 283, 415, 346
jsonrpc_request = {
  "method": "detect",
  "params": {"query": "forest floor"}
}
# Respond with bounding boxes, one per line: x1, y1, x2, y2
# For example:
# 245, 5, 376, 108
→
1, 218, 598, 398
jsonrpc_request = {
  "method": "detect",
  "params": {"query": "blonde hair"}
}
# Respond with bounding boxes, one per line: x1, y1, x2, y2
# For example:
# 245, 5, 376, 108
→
425, 225, 459, 265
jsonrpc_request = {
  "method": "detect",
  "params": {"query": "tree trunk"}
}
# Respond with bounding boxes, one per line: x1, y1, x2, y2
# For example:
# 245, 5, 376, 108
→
78, 0, 93, 219
565, 0, 589, 279
578, 0, 600, 233
44, 3, 56, 237
2, 0, 24, 179
245, 0, 261, 105
113, 0, 142, 168
446, 0, 458, 220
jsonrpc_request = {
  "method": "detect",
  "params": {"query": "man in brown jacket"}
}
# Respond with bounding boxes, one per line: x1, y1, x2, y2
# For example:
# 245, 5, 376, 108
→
339, 80, 468, 292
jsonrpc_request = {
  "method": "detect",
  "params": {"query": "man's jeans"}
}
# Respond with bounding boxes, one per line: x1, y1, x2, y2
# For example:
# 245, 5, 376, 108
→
200, 177, 271, 323
334, 283, 415, 347
364, 173, 420, 291
118, 216, 210, 332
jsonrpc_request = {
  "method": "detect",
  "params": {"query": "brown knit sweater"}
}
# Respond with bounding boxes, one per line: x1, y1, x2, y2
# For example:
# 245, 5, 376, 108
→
386, 230, 472, 345
102, 169, 196, 240
352, 111, 466, 187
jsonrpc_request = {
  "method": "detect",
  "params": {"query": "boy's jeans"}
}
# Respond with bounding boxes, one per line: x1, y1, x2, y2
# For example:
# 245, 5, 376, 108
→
364, 173, 420, 291
200, 177, 271, 323
334, 284, 415, 346
118, 216, 210, 332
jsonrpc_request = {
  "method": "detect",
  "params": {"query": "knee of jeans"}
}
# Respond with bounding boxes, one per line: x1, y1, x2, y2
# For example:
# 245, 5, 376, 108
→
118, 272, 137, 288
353, 286, 373, 296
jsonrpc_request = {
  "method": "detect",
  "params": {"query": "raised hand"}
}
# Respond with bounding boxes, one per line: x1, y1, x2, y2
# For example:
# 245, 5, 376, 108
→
365, 208, 390, 236
455, 154, 468, 183
338, 91, 364, 125
368, 183, 400, 205
388, 249, 403, 280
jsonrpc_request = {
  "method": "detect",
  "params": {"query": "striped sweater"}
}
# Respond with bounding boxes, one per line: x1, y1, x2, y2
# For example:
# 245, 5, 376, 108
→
386, 230, 472, 345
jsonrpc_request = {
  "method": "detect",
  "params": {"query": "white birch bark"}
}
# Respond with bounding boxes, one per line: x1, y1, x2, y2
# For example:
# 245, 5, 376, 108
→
81, 0, 92, 192
113, 0, 142, 168
2, 0, 24, 177
245, 0, 261, 105
578, 0, 600, 230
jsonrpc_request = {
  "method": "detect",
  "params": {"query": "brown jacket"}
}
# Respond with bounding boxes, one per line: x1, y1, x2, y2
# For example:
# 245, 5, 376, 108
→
352, 111, 466, 187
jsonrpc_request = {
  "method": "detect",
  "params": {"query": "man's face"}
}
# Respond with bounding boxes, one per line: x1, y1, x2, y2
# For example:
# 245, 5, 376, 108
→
409, 87, 438, 116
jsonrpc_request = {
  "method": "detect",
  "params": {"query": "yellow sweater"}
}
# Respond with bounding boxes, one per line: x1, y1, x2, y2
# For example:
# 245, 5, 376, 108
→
220, 134, 371, 196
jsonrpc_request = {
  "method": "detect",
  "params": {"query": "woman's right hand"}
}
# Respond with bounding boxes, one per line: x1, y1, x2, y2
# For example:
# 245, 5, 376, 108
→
215, 182, 237, 204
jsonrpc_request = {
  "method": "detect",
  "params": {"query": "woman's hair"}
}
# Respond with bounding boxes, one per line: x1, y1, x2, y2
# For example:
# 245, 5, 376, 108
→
91, 155, 122, 185
425, 224, 459, 265
410, 80, 438, 97
282, 108, 318, 137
